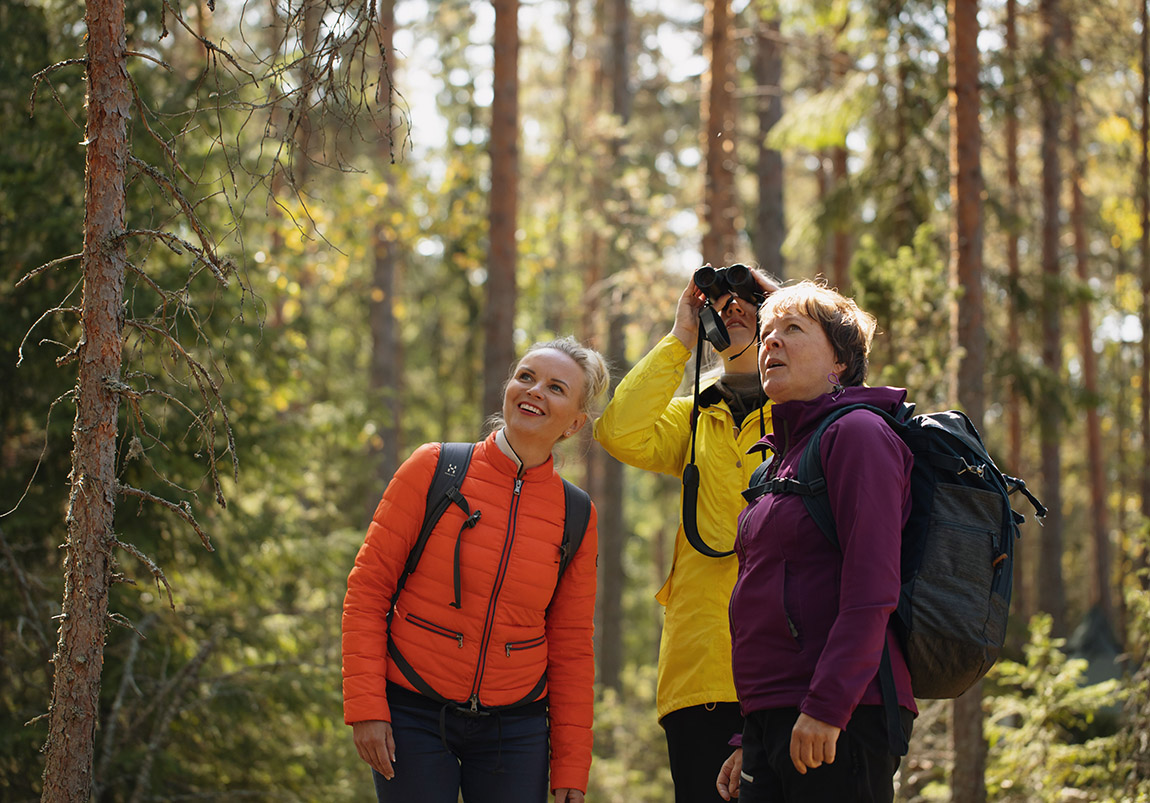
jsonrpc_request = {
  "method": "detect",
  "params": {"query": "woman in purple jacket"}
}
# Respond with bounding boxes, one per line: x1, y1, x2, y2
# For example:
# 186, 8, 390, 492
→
717, 281, 917, 802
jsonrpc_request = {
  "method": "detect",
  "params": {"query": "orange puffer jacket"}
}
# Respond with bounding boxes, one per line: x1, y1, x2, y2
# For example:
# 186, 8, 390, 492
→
342, 434, 598, 793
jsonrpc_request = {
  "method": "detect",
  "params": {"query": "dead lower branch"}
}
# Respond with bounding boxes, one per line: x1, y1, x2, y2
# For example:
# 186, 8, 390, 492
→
127, 156, 232, 287
0, 525, 52, 655
116, 483, 213, 552
16, 252, 82, 289
29, 58, 86, 119
0, 389, 75, 519
111, 538, 174, 608
123, 319, 238, 503
120, 229, 223, 283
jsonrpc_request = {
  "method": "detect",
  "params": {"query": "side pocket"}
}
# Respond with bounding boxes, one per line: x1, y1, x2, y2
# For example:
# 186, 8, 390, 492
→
504, 635, 546, 658
405, 613, 464, 648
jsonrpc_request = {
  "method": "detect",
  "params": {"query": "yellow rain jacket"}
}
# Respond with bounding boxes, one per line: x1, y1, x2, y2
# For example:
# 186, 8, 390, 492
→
593, 334, 772, 719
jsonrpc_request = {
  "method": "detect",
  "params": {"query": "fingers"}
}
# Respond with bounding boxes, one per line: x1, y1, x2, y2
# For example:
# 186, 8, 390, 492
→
554, 789, 584, 803
789, 713, 840, 775
716, 748, 742, 800
751, 267, 780, 296
353, 720, 397, 780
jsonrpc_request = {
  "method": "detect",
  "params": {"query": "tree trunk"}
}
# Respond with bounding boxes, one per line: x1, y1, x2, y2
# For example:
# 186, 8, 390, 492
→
830, 49, 851, 292
948, 1, 987, 799
1141, 0, 1150, 528
41, 0, 130, 799
701, 0, 738, 265
1068, 39, 1113, 630
368, 0, 403, 509
1038, 0, 1067, 635
483, 0, 519, 420
594, 0, 631, 694
754, 11, 784, 279
1004, 0, 1029, 625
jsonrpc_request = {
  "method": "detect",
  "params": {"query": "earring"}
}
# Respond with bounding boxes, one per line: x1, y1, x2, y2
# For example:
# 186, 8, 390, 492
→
828, 372, 844, 399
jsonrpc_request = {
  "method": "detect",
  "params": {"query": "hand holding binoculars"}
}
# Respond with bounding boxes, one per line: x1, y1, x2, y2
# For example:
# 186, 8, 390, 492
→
692, 264, 767, 352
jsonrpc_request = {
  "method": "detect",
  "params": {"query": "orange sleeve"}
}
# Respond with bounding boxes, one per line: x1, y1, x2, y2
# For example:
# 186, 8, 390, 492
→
341, 443, 439, 725
543, 503, 598, 793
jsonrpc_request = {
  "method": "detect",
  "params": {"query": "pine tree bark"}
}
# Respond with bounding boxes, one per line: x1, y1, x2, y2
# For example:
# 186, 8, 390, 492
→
701, 0, 737, 265
41, 0, 130, 799
1004, 0, 1029, 624
368, 0, 403, 507
483, 0, 519, 420
754, 12, 784, 279
593, 0, 631, 694
830, 48, 851, 292
1068, 42, 1113, 628
1141, 0, 1150, 528
1038, 0, 1068, 635
948, 1, 988, 799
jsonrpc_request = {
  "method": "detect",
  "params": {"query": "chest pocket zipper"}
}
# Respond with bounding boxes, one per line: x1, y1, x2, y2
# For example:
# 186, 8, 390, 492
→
405, 613, 464, 648
505, 635, 546, 657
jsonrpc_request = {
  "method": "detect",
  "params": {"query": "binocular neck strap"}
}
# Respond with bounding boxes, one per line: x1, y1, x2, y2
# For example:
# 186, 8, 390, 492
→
681, 326, 735, 559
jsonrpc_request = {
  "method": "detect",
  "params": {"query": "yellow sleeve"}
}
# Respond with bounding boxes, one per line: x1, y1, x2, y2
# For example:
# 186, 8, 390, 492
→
593, 334, 696, 477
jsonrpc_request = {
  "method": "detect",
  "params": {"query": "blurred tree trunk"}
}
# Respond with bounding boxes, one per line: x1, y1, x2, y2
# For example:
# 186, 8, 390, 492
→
591, 0, 631, 695
1038, 0, 1067, 636
1004, 0, 1029, 625
947, 0, 987, 799
1068, 31, 1113, 630
1141, 0, 1150, 531
41, 0, 130, 799
702, 0, 737, 265
368, 0, 403, 508
754, 10, 784, 279
830, 48, 850, 292
483, 0, 519, 420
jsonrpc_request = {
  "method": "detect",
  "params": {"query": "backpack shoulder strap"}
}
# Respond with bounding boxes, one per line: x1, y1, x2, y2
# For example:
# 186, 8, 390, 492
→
558, 479, 591, 578
791, 403, 905, 550
389, 442, 475, 616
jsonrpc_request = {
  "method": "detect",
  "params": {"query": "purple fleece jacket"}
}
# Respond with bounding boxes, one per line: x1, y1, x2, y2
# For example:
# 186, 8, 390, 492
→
729, 386, 918, 730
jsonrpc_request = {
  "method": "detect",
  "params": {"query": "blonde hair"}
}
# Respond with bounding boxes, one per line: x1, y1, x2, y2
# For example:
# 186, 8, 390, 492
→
486, 336, 611, 438
521, 336, 611, 418
760, 280, 877, 387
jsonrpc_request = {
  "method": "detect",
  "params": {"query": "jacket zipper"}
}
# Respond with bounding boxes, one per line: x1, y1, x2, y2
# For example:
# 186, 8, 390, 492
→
466, 475, 523, 711
505, 635, 546, 657
405, 612, 464, 648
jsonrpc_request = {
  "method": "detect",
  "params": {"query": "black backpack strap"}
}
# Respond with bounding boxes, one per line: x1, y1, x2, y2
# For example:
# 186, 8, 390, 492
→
558, 479, 591, 578
788, 404, 906, 550
389, 442, 476, 622
785, 404, 912, 756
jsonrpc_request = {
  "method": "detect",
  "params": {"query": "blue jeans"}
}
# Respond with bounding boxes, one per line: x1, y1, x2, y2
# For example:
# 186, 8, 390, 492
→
371, 688, 550, 803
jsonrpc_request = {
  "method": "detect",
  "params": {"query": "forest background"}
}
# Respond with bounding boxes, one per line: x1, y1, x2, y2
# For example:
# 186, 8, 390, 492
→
2, 0, 1150, 800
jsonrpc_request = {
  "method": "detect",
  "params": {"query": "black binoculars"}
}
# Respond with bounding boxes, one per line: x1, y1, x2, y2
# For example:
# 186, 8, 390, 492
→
693, 264, 765, 352
693, 264, 766, 308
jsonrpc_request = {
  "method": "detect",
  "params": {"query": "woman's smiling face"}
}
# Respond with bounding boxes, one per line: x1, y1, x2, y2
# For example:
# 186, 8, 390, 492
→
758, 311, 846, 404
502, 348, 588, 450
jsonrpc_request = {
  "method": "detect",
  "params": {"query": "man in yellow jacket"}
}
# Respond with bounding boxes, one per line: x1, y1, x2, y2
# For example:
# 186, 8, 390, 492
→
594, 269, 776, 802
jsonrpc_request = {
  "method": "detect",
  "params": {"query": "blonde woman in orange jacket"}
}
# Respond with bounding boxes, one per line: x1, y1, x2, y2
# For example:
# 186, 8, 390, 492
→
343, 337, 609, 803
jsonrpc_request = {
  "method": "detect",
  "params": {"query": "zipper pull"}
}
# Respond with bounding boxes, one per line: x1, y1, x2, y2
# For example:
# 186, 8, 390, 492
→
506, 643, 512, 657
457, 634, 464, 648
514, 478, 523, 496
469, 693, 479, 713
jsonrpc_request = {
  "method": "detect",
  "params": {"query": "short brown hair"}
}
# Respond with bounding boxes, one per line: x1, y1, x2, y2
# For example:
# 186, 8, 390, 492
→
759, 280, 876, 387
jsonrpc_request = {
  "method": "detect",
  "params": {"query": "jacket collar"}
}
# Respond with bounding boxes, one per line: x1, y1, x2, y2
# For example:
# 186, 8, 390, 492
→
488, 428, 555, 481
751, 385, 908, 457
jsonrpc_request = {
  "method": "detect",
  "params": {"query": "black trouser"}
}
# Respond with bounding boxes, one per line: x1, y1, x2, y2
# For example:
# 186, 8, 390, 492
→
738, 705, 913, 803
662, 702, 745, 803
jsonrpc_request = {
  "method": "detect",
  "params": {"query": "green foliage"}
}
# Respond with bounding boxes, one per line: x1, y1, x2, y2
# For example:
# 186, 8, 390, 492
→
588, 667, 674, 803
984, 614, 1126, 802
850, 223, 952, 407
